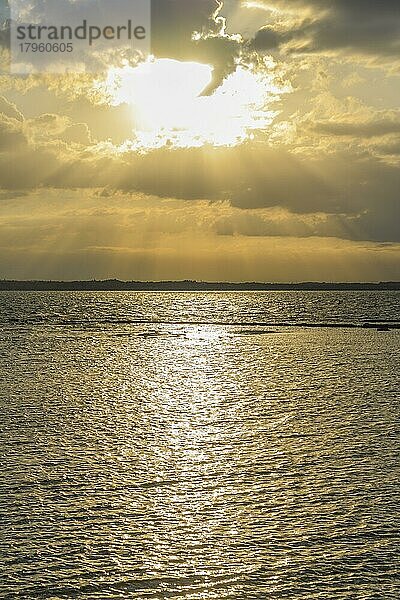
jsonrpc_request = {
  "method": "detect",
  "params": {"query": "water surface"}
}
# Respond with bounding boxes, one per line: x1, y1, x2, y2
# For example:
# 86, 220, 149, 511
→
1, 292, 399, 598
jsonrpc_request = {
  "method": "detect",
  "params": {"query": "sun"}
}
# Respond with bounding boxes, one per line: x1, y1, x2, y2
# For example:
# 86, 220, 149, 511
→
96, 57, 284, 149
103, 59, 213, 130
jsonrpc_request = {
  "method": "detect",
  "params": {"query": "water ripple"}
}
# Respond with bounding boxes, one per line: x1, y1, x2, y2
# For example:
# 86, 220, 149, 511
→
0, 292, 399, 598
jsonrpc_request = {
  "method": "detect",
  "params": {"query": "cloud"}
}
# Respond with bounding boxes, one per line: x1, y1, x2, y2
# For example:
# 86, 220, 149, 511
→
375, 139, 400, 156
0, 189, 27, 200
0, 113, 27, 151
1, 189, 399, 281
26, 113, 92, 145
1, 66, 399, 247
0, 95, 23, 121
0, 1, 9, 52
1, 109, 400, 244
314, 118, 400, 139
3, 1, 243, 94
285, 93, 400, 161
151, 0, 242, 93
253, 28, 288, 52
151, 0, 220, 56
61, 123, 92, 145
306, 110, 400, 156
250, 0, 400, 63
0, 98, 400, 246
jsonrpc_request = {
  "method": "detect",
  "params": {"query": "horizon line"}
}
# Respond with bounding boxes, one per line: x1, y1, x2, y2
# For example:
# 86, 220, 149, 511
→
0, 279, 399, 290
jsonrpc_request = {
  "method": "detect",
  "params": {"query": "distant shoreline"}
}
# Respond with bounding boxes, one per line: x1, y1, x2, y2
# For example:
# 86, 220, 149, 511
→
0, 280, 399, 291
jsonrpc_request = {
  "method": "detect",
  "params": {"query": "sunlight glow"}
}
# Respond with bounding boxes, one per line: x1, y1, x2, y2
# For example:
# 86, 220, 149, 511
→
96, 58, 284, 149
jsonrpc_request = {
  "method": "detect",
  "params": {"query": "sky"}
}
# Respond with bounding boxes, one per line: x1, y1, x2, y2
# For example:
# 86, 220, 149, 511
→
0, 0, 399, 281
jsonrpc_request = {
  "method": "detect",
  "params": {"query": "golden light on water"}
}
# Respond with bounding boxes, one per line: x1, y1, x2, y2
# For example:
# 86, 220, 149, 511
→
96, 58, 285, 149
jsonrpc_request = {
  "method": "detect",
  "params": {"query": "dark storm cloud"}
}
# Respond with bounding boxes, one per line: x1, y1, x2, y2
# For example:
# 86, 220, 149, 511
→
151, 0, 219, 56
252, 28, 289, 52
251, 0, 400, 58
151, 0, 241, 93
